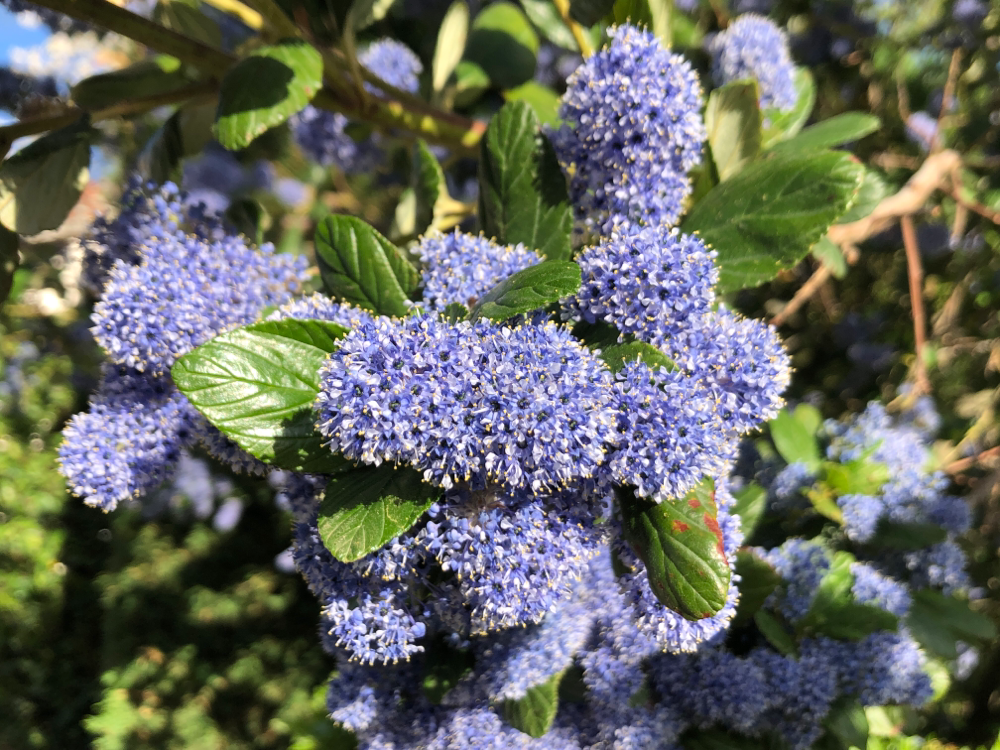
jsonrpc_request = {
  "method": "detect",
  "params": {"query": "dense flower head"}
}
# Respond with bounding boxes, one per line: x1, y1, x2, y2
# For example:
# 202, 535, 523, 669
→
316, 314, 617, 494
265, 291, 376, 330
291, 39, 422, 169
58, 366, 199, 511
551, 24, 705, 235
83, 177, 223, 293
92, 230, 310, 375
851, 562, 912, 617
571, 225, 718, 345
760, 538, 831, 622
708, 14, 798, 112
416, 230, 543, 310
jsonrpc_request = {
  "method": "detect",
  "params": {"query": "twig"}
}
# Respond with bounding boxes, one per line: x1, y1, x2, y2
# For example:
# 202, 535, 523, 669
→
946, 184, 1000, 225
552, 0, 594, 57
945, 446, 1000, 475
932, 49, 962, 154
900, 214, 930, 395
827, 150, 962, 245
770, 263, 832, 327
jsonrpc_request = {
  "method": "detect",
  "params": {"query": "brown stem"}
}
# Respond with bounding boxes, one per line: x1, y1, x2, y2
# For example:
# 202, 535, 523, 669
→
900, 214, 930, 395
932, 49, 962, 153
770, 263, 832, 328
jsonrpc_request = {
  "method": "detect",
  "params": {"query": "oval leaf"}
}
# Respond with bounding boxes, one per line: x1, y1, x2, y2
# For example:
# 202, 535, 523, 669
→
413, 140, 447, 235
769, 112, 881, 155
682, 150, 865, 293
478, 100, 572, 260
465, 2, 538, 89
314, 214, 420, 316
318, 464, 439, 562
72, 59, 194, 110
769, 407, 822, 471
172, 318, 352, 474
705, 80, 762, 182
0, 117, 92, 235
469, 259, 580, 321
600, 341, 676, 374
433, 0, 470, 94
618, 479, 731, 620
214, 39, 323, 150
760, 67, 814, 148
732, 549, 781, 626
797, 551, 898, 640
501, 669, 563, 738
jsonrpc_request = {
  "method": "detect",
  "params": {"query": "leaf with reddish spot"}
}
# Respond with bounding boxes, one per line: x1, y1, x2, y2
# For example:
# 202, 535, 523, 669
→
618, 479, 731, 621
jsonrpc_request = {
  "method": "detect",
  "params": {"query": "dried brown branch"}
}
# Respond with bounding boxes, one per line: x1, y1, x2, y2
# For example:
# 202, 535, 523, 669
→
900, 214, 930, 395
932, 49, 962, 153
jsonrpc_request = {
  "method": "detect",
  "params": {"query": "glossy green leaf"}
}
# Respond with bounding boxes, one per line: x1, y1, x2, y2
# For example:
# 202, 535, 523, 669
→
599, 341, 675, 374
433, 0, 470, 95
618, 480, 731, 620
453, 60, 491, 106
314, 214, 420, 316
870, 521, 947, 550
907, 589, 997, 659
413, 140, 447, 234
731, 483, 766, 540
465, 2, 539, 89
811, 236, 848, 279
705, 80, 761, 181
770, 407, 822, 471
502, 670, 563, 738
732, 549, 781, 626
503, 82, 561, 128
0, 222, 18, 306
469, 260, 580, 321
478, 101, 573, 260
823, 458, 890, 496
318, 465, 438, 562
798, 551, 898, 640
572, 320, 624, 350
681, 151, 865, 293
0, 117, 92, 235
71, 59, 194, 110
141, 101, 216, 184
214, 40, 323, 150
769, 113, 881, 154
569, 0, 615, 26
153, 0, 222, 47
836, 169, 890, 225
760, 67, 815, 148
520, 0, 579, 50
172, 318, 353, 474
754, 609, 797, 656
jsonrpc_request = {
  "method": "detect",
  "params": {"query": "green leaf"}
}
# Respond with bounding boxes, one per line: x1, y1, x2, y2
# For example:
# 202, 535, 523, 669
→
681, 150, 865, 293
422, 635, 475, 704
732, 549, 781, 626
348, 0, 399, 29
599, 341, 675, 374
71, 59, 194, 110
225, 198, 266, 246
413, 140, 447, 234
754, 609, 797, 656
798, 551, 898, 640
618, 479, 731, 620
569, 0, 615, 26
319, 465, 439, 562
214, 39, 323, 150
0, 222, 18, 306
502, 670, 563, 738
154, 0, 222, 47
469, 260, 580, 321
705, 80, 762, 182
769, 113, 881, 155
172, 318, 353, 474
572, 320, 623, 350
465, 2, 539, 89
811, 236, 848, 279
907, 589, 997, 659
478, 100, 572, 261
314, 214, 420, 316
731, 483, 766, 540
453, 60, 491, 107
520, 0, 579, 50
0, 117, 92, 235
141, 101, 216, 184
823, 458, 890, 496
821, 698, 869, 750
610, 0, 669, 43
503, 82, 561, 128
836, 169, 890, 225
869, 521, 947, 550
792, 403, 823, 436
770, 407, 822, 471
760, 67, 815, 148
433, 0, 470, 95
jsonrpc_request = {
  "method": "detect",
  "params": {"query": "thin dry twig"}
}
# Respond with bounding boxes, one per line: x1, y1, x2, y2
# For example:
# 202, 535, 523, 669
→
770, 263, 832, 327
945, 446, 1000, 474
901, 214, 930, 395
932, 49, 962, 153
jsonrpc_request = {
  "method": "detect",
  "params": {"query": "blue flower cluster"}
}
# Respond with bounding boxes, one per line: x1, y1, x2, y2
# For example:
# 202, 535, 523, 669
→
416, 230, 542, 310
60, 179, 309, 510
551, 25, 706, 236
291, 39, 422, 171
707, 14, 798, 112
